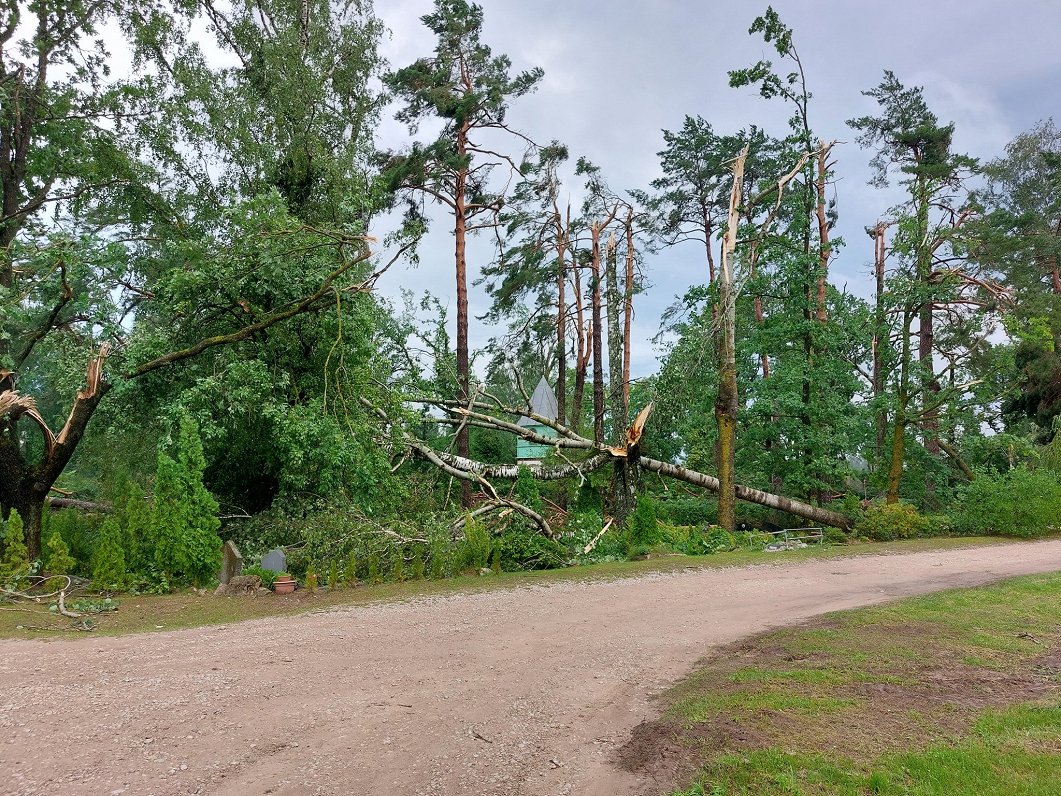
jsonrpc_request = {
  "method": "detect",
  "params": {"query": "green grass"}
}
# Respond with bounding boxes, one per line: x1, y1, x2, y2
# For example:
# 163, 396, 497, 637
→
660, 572, 1061, 796
0, 535, 1027, 640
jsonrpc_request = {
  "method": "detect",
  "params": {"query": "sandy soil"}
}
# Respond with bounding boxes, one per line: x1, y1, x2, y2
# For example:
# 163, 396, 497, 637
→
3, 539, 1061, 796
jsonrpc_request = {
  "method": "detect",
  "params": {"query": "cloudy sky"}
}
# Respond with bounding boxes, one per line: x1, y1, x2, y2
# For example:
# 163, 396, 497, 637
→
370, 0, 1061, 379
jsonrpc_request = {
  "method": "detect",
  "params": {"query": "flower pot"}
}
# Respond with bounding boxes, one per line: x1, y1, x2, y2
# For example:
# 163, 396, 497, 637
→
273, 576, 296, 594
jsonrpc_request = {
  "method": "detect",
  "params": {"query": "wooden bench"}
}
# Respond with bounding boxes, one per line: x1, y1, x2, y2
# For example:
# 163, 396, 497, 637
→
764, 527, 824, 547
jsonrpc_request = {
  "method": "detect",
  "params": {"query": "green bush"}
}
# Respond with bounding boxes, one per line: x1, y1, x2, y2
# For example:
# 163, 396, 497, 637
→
44, 531, 76, 575
855, 502, 930, 541
626, 496, 660, 557
495, 528, 567, 571
152, 415, 223, 587
656, 498, 716, 526
45, 509, 101, 578
458, 518, 492, 572
514, 465, 544, 511
0, 510, 30, 586
953, 468, 1061, 538
93, 517, 128, 591
562, 511, 625, 563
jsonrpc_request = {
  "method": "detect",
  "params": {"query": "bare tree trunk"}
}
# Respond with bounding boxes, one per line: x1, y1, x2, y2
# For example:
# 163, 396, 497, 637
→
590, 221, 606, 446
571, 264, 589, 435
554, 207, 569, 426
887, 314, 913, 504
814, 141, 832, 323
605, 233, 624, 438
454, 125, 472, 508
715, 146, 747, 533
622, 209, 635, 415
872, 222, 889, 460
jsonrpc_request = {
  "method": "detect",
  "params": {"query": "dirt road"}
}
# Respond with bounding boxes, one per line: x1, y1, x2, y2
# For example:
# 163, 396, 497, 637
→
3, 540, 1061, 796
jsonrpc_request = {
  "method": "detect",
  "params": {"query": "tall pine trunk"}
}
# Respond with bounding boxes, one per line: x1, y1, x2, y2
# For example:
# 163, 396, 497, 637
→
715, 147, 747, 533
454, 124, 472, 507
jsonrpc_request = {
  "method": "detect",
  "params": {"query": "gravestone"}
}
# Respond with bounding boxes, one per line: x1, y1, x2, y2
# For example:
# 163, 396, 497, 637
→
218, 540, 244, 584
261, 547, 287, 573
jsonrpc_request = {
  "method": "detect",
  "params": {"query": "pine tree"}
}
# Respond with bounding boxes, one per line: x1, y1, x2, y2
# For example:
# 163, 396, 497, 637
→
152, 415, 223, 587
93, 517, 128, 590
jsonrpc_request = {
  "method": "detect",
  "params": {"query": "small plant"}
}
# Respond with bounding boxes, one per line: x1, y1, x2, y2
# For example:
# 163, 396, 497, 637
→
344, 550, 359, 586
44, 531, 76, 575
626, 496, 660, 557
93, 517, 128, 591
304, 564, 318, 590
0, 510, 30, 586
328, 559, 341, 590
490, 546, 502, 574
459, 518, 492, 572
367, 553, 381, 584
392, 553, 406, 582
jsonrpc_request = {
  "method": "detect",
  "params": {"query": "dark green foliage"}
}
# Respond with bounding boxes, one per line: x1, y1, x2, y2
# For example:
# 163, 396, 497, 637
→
856, 503, 930, 542
151, 415, 223, 587
93, 517, 128, 591
366, 553, 381, 584
667, 525, 738, 555
626, 497, 660, 556
514, 465, 544, 511
490, 547, 502, 574
45, 510, 102, 578
44, 532, 76, 576
0, 511, 30, 586
495, 529, 566, 571
391, 553, 406, 583
953, 469, 1061, 538
657, 498, 717, 527
111, 477, 153, 575
458, 519, 492, 572
411, 549, 426, 580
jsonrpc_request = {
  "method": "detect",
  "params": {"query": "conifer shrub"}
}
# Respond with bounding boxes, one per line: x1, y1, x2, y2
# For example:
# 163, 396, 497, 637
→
0, 510, 30, 586
93, 517, 128, 590
459, 518, 492, 572
112, 476, 153, 575
495, 528, 566, 571
391, 553, 406, 582
305, 564, 318, 590
151, 415, 223, 587
45, 531, 76, 575
345, 550, 359, 586
626, 496, 660, 557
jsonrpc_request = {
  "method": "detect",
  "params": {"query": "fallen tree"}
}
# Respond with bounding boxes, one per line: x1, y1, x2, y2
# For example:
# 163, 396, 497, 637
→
383, 392, 854, 532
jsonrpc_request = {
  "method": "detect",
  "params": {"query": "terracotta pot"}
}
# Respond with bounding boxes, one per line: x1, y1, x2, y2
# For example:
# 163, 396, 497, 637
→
273, 576, 296, 594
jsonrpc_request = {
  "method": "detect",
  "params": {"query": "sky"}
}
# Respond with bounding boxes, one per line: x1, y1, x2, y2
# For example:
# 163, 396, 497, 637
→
372, 0, 1061, 380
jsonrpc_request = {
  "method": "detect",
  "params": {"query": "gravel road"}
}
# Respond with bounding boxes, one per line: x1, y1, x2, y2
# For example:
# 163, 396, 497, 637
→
3, 539, 1061, 796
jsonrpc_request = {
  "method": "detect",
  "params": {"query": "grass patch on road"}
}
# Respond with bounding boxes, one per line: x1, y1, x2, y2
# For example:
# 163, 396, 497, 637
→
0, 535, 1024, 640
621, 572, 1061, 796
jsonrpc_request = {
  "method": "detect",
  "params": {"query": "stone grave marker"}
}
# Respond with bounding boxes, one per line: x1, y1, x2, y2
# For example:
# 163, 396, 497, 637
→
218, 540, 244, 584
261, 547, 287, 573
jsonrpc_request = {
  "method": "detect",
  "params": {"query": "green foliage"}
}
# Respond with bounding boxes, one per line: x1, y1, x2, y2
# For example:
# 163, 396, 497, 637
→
151, 415, 223, 587
0, 511, 30, 586
411, 549, 426, 580
514, 465, 544, 511
111, 477, 153, 575
953, 468, 1061, 538
490, 547, 502, 574
626, 497, 660, 556
328, 559, 341, 589
391, 554, 406, 583
44, 532, 76, 576
657, 498, 717, 527
305, 564, 318, 590
856, 503, 930, 542
366, 553, 381, 584
563, 511, 626, 564
495, 529, 567, 571
345, 550, 359, 585
458, 518, 492, 572
92, 518, 128, 591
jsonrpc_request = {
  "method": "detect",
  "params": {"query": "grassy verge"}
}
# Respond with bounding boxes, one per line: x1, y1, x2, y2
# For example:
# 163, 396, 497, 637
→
620, 571, 1061, 796
0, 535, 1024, 640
